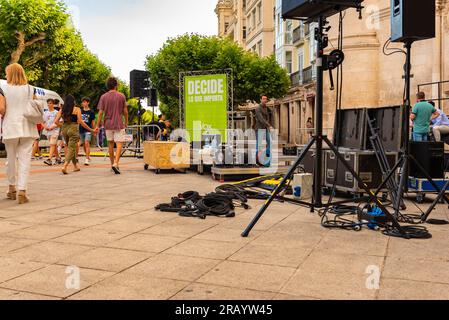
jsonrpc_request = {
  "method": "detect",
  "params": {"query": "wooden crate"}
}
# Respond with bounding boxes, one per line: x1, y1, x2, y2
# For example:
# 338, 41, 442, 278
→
143, 141, 190, 170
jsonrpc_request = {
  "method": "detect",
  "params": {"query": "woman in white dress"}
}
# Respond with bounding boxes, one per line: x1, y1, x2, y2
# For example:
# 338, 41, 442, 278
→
0, 63, 39, 204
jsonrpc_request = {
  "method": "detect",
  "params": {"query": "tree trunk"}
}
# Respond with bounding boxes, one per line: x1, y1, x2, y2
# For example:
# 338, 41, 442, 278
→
9, 31, 47, 65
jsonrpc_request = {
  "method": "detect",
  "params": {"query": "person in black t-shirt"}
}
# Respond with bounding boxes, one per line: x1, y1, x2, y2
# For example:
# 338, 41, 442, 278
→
77, 97, 96, 166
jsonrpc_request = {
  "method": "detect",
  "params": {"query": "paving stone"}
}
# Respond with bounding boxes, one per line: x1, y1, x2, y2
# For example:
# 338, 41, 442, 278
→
165, 239, 245, 260
7, 213, 72, 224
60, 247, 153, 272
171, 283, 275, 300
4, 242, 92, 264
0, 288, 59, 300
1, 264, 113, 298
229, 244, 312, 268
141, 219, 218, 238
0, 238, 39, 256
193, 226, 261, 243
281, 269, 378, 300
0, 257, 47, 283
68, 273, 188, 300
378, 279, 449, 300
197, 261, 296, 292
5, 225, 80, 241
0, 221, 32, 235
107, 233, 185, 253
90, 218, 161, 233
383, 257, 449, 284
53, 229, 128, 246
126, 254, 221, 282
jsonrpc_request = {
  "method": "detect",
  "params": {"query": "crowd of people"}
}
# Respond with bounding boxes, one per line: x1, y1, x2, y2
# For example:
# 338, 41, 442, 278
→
0, 63, 129, 204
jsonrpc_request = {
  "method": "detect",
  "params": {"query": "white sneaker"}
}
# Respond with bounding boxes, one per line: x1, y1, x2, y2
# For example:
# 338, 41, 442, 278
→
84, 158, 90, 166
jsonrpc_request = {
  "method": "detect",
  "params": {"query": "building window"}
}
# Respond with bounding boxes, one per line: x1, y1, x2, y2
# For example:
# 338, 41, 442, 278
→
298, 49, 304, 83
243, 26, 247, 40
309, 23, 318, 63
225, 22, 229, 33
257, 40, 263, 56
285, 20, 293, 45
257, 2, 262, 24
286, 51, 293, 74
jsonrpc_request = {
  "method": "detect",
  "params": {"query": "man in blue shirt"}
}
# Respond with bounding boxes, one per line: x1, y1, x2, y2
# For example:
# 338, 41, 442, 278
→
411, 92, 439, 142
431, 103, 449, 142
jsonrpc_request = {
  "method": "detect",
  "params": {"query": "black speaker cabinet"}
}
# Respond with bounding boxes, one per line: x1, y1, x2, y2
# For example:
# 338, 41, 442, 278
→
391, 0, 435, 43
149, 88, 158, 107
325, 149, 398, 193
366, 106, 403, 152
333, 108, 367, 150
130, 70, 150, 98
282, 0, 364, 19
409, 142, 445, 179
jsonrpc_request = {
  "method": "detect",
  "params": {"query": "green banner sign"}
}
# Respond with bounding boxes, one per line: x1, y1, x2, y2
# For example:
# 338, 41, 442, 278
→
184, 74, 228, 142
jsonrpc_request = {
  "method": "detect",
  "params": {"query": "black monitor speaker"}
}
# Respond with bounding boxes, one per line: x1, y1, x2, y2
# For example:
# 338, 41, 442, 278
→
282, 0, 364, 19
409, 142, 445, 179
130, 70, 150, 98
391, 0, 435, 43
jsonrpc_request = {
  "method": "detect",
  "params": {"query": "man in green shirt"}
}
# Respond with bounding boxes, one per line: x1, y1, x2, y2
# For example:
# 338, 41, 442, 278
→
411, 92, 439, 142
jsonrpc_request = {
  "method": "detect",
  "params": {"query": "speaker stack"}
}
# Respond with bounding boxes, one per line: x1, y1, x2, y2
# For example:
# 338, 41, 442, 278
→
130, 70, 151, 98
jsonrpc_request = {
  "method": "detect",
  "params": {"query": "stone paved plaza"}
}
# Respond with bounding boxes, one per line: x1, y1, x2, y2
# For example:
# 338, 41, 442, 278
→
0, 157, 448, 300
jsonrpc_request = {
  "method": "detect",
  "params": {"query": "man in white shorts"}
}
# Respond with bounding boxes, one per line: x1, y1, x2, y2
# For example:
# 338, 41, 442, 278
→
96, 77, 128, 174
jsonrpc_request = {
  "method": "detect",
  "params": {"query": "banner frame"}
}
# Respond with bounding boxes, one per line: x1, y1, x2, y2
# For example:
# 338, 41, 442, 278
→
179, 69, 234, 140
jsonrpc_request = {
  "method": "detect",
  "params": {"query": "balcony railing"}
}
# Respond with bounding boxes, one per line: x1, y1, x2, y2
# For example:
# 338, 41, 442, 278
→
303, 65, 316, 85
290, 70, 302, 87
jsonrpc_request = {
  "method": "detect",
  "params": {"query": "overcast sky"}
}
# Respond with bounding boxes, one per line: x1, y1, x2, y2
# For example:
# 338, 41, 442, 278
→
65, 0, 218, 82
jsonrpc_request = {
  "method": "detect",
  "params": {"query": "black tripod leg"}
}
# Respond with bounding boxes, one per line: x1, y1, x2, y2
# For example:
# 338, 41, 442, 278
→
394, 157, 409, 218
410, 155, 449, 204
323, 137, 405, 233
241, 138, 316, 237
373, 156, 404, 197
421, 180, 449, 222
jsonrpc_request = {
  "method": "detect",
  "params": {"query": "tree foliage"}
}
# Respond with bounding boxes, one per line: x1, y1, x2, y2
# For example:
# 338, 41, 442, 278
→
146, 34, 290, 125
0, 0, 112, 108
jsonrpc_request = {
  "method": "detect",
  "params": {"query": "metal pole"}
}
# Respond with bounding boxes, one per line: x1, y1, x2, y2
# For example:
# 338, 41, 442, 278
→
314, 16, 324, 208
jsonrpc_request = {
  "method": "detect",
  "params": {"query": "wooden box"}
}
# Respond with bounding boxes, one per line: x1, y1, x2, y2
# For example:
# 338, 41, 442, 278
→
143, 141, 190, 170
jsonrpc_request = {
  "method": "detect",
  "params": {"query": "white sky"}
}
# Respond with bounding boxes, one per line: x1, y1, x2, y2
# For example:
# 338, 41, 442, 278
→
66, 0, 218, 82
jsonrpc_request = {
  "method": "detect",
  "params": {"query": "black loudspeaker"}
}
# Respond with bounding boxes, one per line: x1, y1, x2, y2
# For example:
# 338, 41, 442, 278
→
391, 0, 435, 43
282, 0, 364, 19
149, 89, 158, 107
333, 108, 367, 150
130, 70, 150, 98
409, 142, 445, 179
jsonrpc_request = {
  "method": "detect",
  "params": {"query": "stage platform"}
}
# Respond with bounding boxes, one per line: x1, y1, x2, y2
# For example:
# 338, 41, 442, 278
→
211, 155, 299, 182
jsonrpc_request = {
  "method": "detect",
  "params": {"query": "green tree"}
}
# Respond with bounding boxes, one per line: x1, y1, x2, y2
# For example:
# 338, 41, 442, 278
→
0, 0, 114, 109
146, 34, 290, 126
0, 0, 68, 66
127, 98, 155, 125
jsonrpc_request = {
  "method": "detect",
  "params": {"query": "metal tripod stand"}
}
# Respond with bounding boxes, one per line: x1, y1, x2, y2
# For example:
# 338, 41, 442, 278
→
242, 14, 406, 238
370, 41, 449, 223
366, 112, 405, 211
